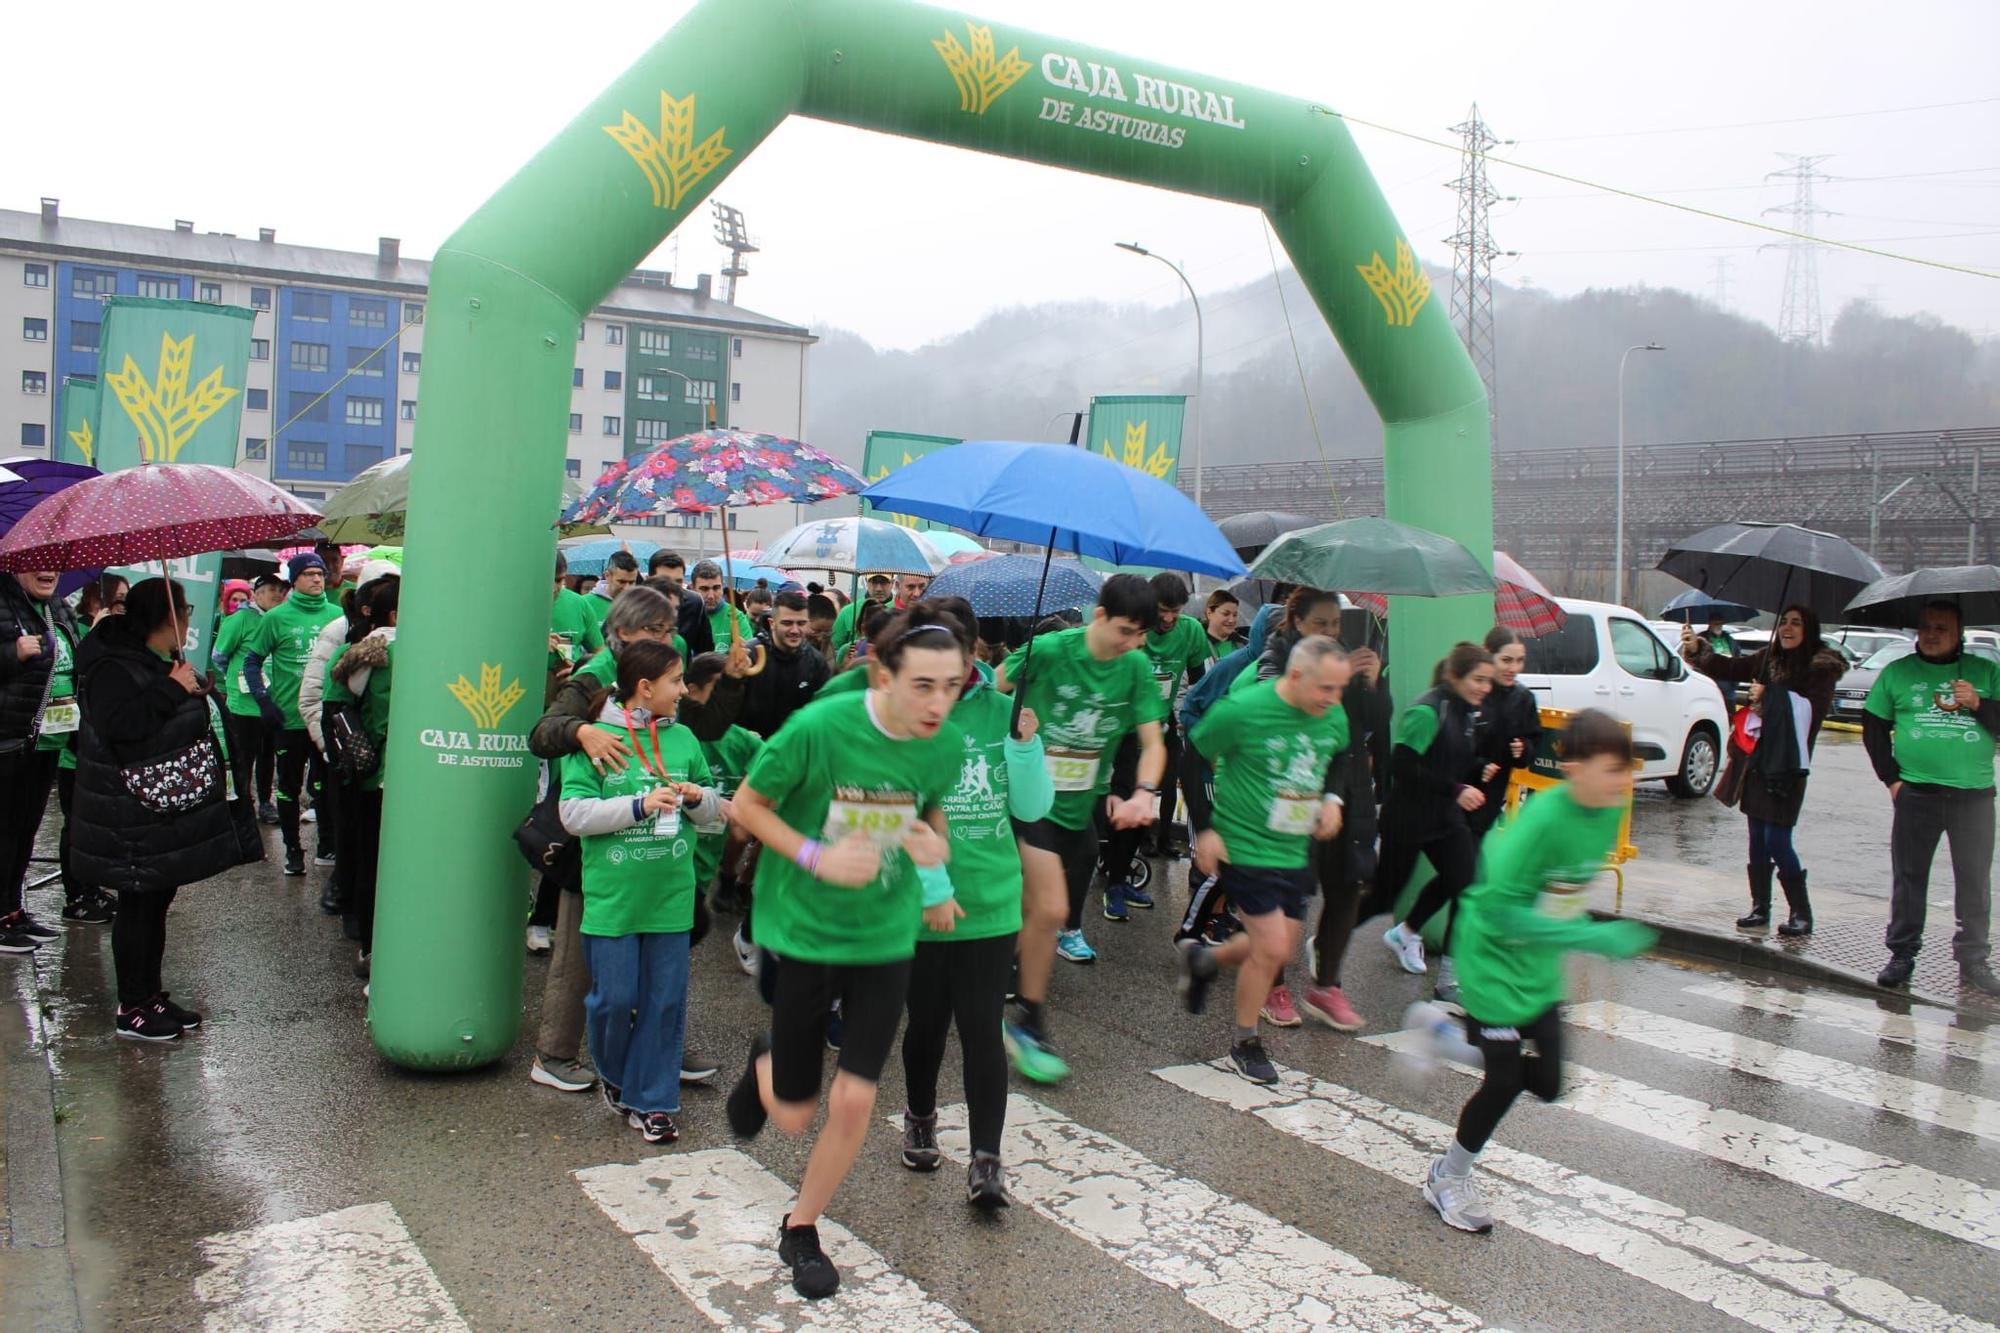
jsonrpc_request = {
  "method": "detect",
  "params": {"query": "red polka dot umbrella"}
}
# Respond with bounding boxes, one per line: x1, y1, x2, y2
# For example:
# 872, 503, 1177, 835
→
0, 464, 321, 574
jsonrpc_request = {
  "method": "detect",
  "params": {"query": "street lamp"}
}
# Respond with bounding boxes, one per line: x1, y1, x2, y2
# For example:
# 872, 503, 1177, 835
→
1115, 242, 1204, 510
1615, 341, 1664, 607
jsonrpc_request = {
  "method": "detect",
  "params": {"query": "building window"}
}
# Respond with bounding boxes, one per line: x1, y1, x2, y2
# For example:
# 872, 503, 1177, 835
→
403, 301, 423, 325
22, 371, 47, 394
572, 367, 584, 388
568, 412, 582, 434
635, 375, 665, 402
198, 281, 223, 304
250, 337, 270, 361
732, 337, 743, 356
23, 263, 49, 288
245, 388, 268, 411
399, 399, 417, 422
634, 417, 676, 443
577, 323, 586, 341
604, 370, 622, 391
401, 352, 421, 374
730, 381, 741, 403
293, 291, 331, 322
288, 390, 327, 423
685, 379, 717, 402
686, 340, 718, 363
21, 423, 46, 449
605, 324, 624, 346
71, 269, 117, 299
245, 437, 267, 460
286, 441, 327, 470
346, 397, 384, 427
22, 317, 47, 342
347, 443, 386, 469
602, 415, 622, 436
349, 297, 387, 329
345, 345, 384, 377
250, 286, 272, 311
564, 458, 582, 479
637, 328, 671, 356
290, 342, 330, 373
137, 274, 180, 300
70, 321, 100, 353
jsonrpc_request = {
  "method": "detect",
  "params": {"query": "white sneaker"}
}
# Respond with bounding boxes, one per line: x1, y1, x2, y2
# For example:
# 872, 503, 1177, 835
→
1406, 1000, 1485, 1068
1383, 923, 1427, 974
301, 807, 318, 824
525, 925, 553, 954
732, 926, 758, 976
1434, 956, 1460, 1005
1423, 1157, 1495, 1233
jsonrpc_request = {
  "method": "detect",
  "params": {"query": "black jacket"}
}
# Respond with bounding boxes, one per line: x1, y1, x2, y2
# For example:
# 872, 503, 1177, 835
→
1384, 686, 1484, 835
737, 636, 829, 740
1470, 681, 1542, 832
676, 589, 715, 658
71, 620, 260, 892
1696, 639, 1845, 825
0, 575, 76, 756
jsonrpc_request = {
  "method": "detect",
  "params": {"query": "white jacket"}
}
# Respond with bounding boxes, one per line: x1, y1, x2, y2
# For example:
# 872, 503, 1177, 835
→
300, 616, 347, 751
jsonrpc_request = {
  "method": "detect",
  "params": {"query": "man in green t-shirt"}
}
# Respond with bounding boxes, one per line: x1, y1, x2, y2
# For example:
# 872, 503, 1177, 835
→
996, 573, 1167, 1075
549, 552, 607, 681
691, 559, 756, 653
585, 549, 641, 629
1177, 636, 1352, 1084
1131, 572, 1211, 861
212, 573, 287, 822
1862, 601, 2000, 994
243, 553, 344, 876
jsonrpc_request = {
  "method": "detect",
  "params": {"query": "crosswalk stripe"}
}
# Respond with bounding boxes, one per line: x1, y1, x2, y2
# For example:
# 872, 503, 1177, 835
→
575, 1150, 971, 1330
194, 1201, 469, 1331
918, 1093, 1488, 1331
1565, 1000, 2000, 1142
1157, 1061, 1993, 1333
1365, 1029, 2000, 1251
1684, 979, 1999, 1068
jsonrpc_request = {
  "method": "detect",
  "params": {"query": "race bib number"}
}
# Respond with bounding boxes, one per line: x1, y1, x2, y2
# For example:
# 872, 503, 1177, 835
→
1267, 794, 1319, 836
1045, 747, 1102, 793
1539, 882, 1590, 920
824, 797, 918, 849
41, 698, 79, 735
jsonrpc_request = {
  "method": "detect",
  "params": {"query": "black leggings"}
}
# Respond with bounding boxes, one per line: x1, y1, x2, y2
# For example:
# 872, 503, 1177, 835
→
112, 888, 177, 1007
1374, 822, 1478, 951
273, 728, 324, 856
346, 788, 383, 949
1311, 832, 1364, 987
903, 932, 1016, 1156
1455, 1005, 1564, 1152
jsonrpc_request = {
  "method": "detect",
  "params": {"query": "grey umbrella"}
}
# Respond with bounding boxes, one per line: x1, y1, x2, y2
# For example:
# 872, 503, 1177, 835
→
1217, 510, 1318, 559
1845, 565, 2000, 628
1656, 521, 1885, 621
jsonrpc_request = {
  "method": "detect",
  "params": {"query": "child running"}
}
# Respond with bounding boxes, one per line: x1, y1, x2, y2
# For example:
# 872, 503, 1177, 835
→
724, 605, 966, 1299
1418, 708, 1655, 1232
558, 639, 725, 1146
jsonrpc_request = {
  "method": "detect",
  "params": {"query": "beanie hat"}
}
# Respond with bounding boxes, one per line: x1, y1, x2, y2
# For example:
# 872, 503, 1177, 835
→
221, 579, 252, 603
286, 552, 327, 582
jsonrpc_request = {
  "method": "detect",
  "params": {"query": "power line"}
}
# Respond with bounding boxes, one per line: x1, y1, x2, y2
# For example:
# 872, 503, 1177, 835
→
1518, 95, 2000, 144
1516, 163, 2000, 203
1526, 228, 2000, 256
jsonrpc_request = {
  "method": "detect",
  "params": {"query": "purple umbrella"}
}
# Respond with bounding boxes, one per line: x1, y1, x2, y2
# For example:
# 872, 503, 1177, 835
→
0, 456, 103, 596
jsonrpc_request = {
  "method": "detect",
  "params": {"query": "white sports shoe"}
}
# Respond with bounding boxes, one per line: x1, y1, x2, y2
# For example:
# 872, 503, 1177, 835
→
525, 925, 553, 954
1383, 923, 1427, 974
1424, 1157, 1495, 1233
733, 926, 758, 976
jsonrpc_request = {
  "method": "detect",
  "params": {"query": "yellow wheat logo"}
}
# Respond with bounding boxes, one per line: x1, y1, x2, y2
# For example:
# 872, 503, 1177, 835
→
1356, 238, 1431, 327
933, 22, 1030, 115
447, 663, 526, 731
867, 450, 923, 529
604, 90, 732, 213
1099, 421, 1175, 480
102, 332, 238, 462
67, 416, 94, 465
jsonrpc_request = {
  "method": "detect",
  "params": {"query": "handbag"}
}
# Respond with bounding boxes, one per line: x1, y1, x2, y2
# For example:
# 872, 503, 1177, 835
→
119, 735, 224, 815
513, 776, 581, 892
323, 700, 381, 783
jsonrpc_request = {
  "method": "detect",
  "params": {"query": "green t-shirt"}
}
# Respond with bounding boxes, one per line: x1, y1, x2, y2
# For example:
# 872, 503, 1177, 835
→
560, 718, 711, 936
831, 597, 893, 658
1453, 785, 1645, 1025
695, 725, 764, 886
571, 640, 688, 696
1395, 703, 1442, 754
584, 591, 614, 629
323, 637, 396, 792
549, 588, 606, 671
1144, 615, 1211, 712
743, 690, 962, 964
35, 614, 80, 763
213, 605, 264, 718
1205, 631, 1232, 662
245, 591, 341, 728
924, 679, 1028, 942
1863, 651, 2000, 789
1001, 627, 1166, 831
1188, 680, 1349, 869
706, 602, 756, 651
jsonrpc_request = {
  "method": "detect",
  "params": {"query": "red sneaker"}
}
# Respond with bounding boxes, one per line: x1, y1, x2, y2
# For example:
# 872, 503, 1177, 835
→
1301, 984, 1365, 1032
1260, 984, 1302, 1028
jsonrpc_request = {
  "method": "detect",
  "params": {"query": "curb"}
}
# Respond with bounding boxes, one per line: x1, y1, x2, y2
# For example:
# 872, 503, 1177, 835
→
1, 956, 83, 1332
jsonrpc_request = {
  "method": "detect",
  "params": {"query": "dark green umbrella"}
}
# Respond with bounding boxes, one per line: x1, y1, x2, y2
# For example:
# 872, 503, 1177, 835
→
1246, 516, 1496, 596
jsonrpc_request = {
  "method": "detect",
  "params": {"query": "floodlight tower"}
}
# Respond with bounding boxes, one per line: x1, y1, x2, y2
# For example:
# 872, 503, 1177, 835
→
712, 200, 759, 304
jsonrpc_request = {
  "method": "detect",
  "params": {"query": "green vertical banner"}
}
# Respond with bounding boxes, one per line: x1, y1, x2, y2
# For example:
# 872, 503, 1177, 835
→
859, 430, 959, 530
94, 297, 255, 658
56, 377, 99, 467
1085, 394, 1185, 484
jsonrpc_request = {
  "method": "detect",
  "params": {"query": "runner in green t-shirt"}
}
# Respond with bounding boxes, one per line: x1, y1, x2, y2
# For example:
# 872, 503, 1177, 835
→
724, 605, 964, 1301
1202, 588, 1240, 660
243, 553, 343, 872
1177, 637, 1352, 1085
558, 639, 724, 1147
1128, 572, 1210, 865
995, 573, 1167, 1076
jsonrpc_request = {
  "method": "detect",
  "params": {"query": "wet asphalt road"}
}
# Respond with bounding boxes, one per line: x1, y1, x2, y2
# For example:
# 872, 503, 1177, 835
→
9, 809, 1999, 1332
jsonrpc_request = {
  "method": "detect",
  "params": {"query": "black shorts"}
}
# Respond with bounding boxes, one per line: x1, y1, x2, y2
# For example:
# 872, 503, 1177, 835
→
767, 954, 913, 1103
1012, 817, 1097, 893
1218, 863, 1315, 921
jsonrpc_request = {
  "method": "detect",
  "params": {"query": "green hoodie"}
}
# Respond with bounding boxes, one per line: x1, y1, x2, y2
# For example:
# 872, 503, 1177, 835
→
246, 590, 340, 729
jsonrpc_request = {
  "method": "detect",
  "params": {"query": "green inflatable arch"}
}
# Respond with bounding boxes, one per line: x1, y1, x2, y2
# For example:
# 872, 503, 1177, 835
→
371, 0, 1492, 1068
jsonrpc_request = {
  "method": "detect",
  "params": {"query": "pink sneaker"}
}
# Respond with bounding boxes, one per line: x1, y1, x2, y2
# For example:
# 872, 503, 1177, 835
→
1301, 984, 1365, 1032
1260, 985, 1302, 1028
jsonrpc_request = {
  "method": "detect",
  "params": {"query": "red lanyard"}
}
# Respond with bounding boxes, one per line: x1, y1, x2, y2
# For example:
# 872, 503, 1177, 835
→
621, 715, 674, 785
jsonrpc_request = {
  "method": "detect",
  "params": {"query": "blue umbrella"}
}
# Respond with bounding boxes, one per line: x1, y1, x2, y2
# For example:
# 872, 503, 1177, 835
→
926, 554, 1103, 618
762, 517, 947, 576
728, 562, 794, 591
1659, 588, 1757, 624
0, 456, 103, 596
556, 536, 662, 577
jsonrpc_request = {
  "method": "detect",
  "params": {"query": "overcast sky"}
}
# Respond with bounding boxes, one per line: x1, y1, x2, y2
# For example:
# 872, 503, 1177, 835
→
7, 1, 1996, 350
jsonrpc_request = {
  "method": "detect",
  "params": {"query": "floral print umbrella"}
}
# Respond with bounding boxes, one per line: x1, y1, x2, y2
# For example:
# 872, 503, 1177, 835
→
562, 430, 864, 526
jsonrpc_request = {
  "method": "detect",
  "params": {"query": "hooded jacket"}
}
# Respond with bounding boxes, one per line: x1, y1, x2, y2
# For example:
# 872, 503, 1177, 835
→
0, 574, 77, 756
737, 633, 830, 740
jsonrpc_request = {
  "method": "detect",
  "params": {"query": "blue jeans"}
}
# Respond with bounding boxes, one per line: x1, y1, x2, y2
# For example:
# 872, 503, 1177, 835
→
582, 931, 689, 1114
1747, 817, 1802, 878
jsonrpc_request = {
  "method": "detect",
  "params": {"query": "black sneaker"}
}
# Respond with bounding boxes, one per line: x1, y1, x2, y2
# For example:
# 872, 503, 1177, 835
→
901, 1110, 941, 1172
314, 849, 337, 868
1962, 962, 2000, 996
778, 1215, 840, 1300
1230, 1037, 1280, 1086
60, 896, 115, 926
1177, 939, 1217, 1015
320, 884, 345, 915
283, 851, 305, 877
257, 801, 280, 826
630, 1109, 680, 1144
115, 1005, 182, 1042
1878, 956, 1916, 988
0, 925, 42, 954
726, 1033, 772, 1139
680, 1054, 720, 1085
4, 911, 58, 943
150, 992, 202, 1030
600, 1079, 629, 1116
967, 1151, 1010, 1210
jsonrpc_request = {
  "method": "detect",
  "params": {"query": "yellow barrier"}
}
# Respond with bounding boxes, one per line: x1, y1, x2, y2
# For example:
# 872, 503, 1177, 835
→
1504, 707, 1639, 912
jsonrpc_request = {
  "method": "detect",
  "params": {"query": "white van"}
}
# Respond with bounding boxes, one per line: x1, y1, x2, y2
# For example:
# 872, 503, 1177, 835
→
1517, 597, 1730, 797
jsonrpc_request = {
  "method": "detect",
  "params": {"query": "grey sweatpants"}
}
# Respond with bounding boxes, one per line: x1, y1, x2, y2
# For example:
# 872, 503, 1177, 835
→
1887, 784, 1994, 966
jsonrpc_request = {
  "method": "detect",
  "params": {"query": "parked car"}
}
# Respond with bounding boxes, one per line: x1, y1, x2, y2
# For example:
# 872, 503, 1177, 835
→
1519, 598, 1730, 797
1831, 640, 2000, 720
1825, 627, 1913, 664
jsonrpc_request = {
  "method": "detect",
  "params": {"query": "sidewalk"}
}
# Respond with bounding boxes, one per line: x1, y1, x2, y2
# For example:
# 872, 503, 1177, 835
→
1587, 855, 2000, 1014
1, 962, 81, 1332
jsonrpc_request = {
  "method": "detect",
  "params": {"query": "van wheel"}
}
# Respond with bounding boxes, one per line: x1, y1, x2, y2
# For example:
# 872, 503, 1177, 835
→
1666, 724, 1720, 798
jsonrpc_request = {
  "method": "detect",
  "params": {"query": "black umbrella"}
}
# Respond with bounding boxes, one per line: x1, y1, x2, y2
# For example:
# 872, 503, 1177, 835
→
1656, 521, 1885, 621
1217, 510, 1318, 559
1844, 565, 2000, 628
